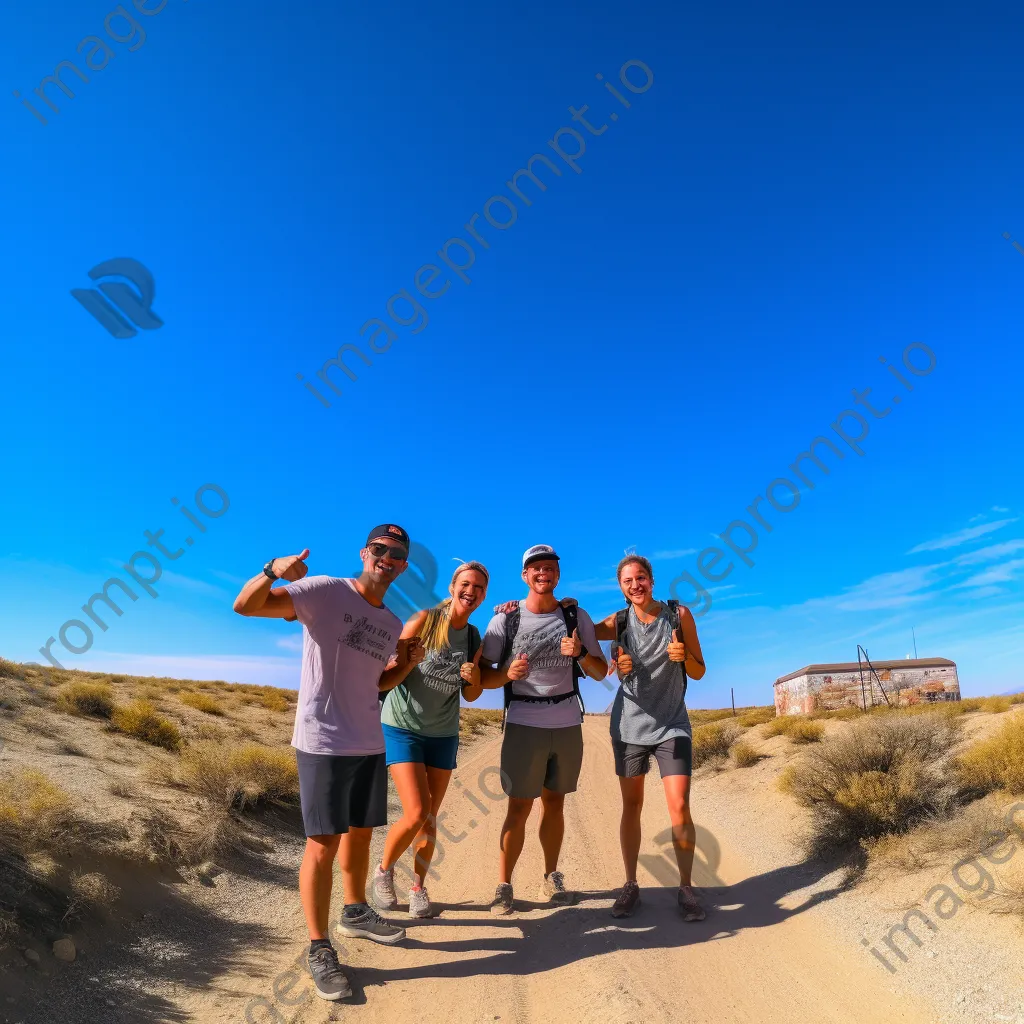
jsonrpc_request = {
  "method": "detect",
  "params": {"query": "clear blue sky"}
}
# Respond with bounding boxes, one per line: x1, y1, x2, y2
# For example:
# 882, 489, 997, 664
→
2, 0, 1023, 708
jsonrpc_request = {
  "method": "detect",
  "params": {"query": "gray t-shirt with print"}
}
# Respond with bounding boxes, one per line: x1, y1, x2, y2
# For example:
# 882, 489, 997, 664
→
283, 576, 401, 756
381, 624, 475, 738
610, 602, 691, 746
481, 602, 601, 730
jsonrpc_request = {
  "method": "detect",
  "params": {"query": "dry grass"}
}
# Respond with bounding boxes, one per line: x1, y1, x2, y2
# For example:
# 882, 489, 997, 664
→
108, 779, 137, 799
693, 721, 741, 769
732, 741, 763, 767
65, 870, 122, 923
0, 768, 77, 852
460, 707, 503, 743
179, 690, 226, 716
736, 706, 777, 728
956, 714, 1024, 795
689, 708, 739, 727
763, 715, 824, 741
779, 713, 964, 857
0, 907, 17, 948
55, 682, 115, 719
111, 700, 182, 751
864, 794, 1018, 874
178, 742, 299, 810
810, 706, 865, 721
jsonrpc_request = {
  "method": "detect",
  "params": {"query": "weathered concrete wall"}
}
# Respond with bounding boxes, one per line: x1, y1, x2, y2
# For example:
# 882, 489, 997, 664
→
774, 664, 960, 715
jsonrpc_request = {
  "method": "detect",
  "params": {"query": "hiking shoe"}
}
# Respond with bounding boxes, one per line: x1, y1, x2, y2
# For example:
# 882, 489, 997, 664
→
489, 883, 515, 916
611, 880, 641, 918
678, 885, 706, 922
371, 864, 397, 911
336, 905, 406, 945
541, 870, 572, 904
306, 944, 352, 1001
407, 886, 431, 918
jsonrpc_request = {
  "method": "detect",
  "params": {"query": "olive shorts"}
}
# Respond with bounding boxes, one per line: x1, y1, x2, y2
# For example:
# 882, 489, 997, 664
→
500, 723, 584, 799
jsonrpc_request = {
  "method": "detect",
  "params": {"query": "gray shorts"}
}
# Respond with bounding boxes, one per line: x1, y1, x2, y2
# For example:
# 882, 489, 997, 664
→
613, 735, 692, 779
500, 723, 584, 799
295, 749, 388, 837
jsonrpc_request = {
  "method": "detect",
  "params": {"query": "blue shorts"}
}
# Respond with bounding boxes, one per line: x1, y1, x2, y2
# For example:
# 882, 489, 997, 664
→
382, 724, 459, 770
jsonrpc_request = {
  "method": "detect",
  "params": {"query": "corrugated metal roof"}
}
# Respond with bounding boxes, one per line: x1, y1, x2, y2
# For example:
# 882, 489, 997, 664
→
774, 657, 956, 685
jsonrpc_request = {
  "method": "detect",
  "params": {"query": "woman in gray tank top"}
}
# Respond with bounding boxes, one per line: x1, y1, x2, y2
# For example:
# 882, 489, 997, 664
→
592, 555, 708, 921
371, 562, 489, 918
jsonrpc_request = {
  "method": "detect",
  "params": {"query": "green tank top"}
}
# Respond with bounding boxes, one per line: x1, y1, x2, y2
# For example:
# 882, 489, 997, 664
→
381, 624, 474, 737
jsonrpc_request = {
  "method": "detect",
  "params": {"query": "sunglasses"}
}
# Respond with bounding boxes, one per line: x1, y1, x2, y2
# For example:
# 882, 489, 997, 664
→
367, 542, 408, 560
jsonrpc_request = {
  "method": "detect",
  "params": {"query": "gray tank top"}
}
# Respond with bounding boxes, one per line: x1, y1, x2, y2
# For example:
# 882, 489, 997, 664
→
609, 603, 691, 745
381, 624, 471, 738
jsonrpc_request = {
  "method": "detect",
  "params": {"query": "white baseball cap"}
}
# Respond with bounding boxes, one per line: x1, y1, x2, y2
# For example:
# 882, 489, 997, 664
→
522, 544, 560, 569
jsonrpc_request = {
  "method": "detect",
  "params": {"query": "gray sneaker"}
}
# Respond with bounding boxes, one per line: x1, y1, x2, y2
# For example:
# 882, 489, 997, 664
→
407, 886, 431, 918
336, 905, 406, 945
371, 864, 397, 911
306, 944, 352, 1001
541, 870, 572, 904
678, 885, 706, 922
612, 880, 641, 918
489, 882, 514, 916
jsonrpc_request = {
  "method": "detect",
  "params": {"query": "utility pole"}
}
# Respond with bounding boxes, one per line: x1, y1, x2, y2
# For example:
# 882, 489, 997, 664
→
731, 687, 736, 716
912, 627, 919, 659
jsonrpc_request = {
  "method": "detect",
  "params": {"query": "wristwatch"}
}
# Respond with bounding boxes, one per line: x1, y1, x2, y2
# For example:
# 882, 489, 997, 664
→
263, 559, 279, 580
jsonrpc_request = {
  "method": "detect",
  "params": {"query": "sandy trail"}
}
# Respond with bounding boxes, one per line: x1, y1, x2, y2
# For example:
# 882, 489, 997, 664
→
269, 718, 939, 1024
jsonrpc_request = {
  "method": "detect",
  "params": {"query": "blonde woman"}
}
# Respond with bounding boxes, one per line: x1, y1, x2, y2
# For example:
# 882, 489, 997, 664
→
371, 561, 489, 917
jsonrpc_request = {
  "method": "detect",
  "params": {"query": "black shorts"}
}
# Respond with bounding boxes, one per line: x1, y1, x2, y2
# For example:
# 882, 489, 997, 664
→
295, 749, 388, 837
500, 723, 584, 799
613, 735, 692, 779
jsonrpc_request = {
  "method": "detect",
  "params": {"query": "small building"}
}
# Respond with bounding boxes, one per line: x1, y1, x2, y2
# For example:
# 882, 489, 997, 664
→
773, 658, 960, 716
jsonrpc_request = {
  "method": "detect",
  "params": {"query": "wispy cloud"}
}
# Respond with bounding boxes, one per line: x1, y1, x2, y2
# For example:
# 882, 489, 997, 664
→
276, 636, 303, 652
72, 651, 300, 687
652, 548, 698, 560
908, 518, 1018, 553
209, 569, 246, 585
159, 571, 229, 597
955, 540, 1024, 565
833, 565, 940, 610
993, 506, 1010, 512
957, 558, 1024, 589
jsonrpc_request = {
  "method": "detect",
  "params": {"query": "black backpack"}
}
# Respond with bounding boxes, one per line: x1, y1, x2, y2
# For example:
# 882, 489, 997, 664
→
379, 622, 481, 705
499, 601, 587, 729
614, 599, 688, 700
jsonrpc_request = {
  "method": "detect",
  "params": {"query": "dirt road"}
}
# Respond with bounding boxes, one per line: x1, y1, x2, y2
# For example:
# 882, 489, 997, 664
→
262, 718, 938, 1024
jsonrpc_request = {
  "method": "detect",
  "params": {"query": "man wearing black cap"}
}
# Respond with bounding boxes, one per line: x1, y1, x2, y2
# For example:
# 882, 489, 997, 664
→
232, 524, 421, 1001
479, 544, 607, 915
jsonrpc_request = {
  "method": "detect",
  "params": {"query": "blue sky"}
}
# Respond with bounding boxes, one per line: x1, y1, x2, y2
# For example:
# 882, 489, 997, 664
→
1, 0, 1023, 708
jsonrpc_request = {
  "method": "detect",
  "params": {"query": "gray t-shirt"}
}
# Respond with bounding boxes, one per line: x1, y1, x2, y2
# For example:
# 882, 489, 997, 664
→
481, 602, 600, 729
610, 603, 691, 746
381, 624, 474, 738
283, 576, 401, 755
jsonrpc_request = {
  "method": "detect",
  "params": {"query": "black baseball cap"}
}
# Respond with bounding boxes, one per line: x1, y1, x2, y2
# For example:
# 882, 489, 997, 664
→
366, 524, 410, 551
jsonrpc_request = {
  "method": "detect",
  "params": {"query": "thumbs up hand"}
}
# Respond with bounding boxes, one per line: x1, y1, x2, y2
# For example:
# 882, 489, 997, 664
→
508, 651, 530, 681
273, 549, 310, 582
610, 642, 633, 677
666, 628, 687, 663
561, 628, 582, 658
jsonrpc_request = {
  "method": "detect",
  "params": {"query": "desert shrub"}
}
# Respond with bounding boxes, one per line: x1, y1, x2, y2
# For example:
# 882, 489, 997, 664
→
459, 708, 503, 743
732, 741, 762, 767
179, 691, 225, 716
956, 715, 1024, 795
1009, 692, 1024, 705
0, 657, 24, 681
111, 700, 182, 751
238, 688, 292, 713
179, 742, 298, 810
737, 706, 776, 728
810, 706, 864, 721
789, 720, 825, 744
0, 769, 76, 852
65, 871, 122, 923
56, 682, 115, 719
780, 713, 963, 856
693, 721, 741, 769
108, 779, 136, 799
981, 696, 1013, 714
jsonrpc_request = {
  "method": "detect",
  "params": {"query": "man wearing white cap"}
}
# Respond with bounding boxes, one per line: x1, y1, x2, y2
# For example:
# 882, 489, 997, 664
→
479, 545, 607, 914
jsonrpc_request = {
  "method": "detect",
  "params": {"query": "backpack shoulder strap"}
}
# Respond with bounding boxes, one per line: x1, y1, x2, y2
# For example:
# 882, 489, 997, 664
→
467, 623, 481, 662
614, 607, 629, 646
500, 606, 521, 729
559, 601, 587, 715
666, 598, 688, 697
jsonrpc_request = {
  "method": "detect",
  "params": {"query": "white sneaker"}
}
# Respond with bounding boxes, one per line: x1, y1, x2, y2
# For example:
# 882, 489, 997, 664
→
407, 886, 431, 918
541, 870, 572, 904
371, 864, 397, 910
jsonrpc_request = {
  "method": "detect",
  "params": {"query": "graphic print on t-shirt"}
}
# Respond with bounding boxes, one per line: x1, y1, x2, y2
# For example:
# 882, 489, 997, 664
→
339, 614, 394, 664
419, 647, 467, 694
513, 619, 570, 672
